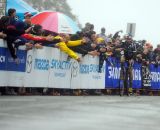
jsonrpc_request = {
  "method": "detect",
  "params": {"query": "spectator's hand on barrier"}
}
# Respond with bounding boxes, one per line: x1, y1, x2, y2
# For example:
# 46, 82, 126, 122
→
95, 50, 100, 56
0, 32, 7, 39
76, 57, 81, 62
60, 36, 68, 43
100, 47, 107, 52
54, 44, 60, 49
82, 37, 89, 44
46, 35, 53, 41
60, 34, 70, 43
25, 42, 33, 50
3, 34, 7, 38
34, 43, 43, 49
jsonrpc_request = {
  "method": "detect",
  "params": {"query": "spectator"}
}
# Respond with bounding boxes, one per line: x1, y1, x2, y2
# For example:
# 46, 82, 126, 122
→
22, 25, 89, 61
82, 22, 91, 33
8, 8, 17, 25
0, 16, 31, 63
14, 21, 33, 50
98, 27, 107, 41
24, 12, 33, 30
154, 44, 160, 54
0, 16, 8, 38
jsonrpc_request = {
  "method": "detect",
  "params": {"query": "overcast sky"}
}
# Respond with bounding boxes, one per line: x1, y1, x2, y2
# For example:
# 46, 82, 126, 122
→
67, 0, 160, 47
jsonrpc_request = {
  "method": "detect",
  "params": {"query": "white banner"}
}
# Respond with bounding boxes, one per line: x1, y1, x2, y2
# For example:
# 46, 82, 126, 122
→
48, 48, 72, 88
70, 55, 105, 89
0, 71, 7, 86
24, 47, 51, 88
0, 40, 106, 89
0, 40, 7, 87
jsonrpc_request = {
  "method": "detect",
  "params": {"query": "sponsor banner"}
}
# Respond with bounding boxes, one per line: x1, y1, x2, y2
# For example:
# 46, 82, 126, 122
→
150, 64, 160, 89
0, 47, 6, 71
71, 55, 105, 89
0, 71, 7, 87
24, 47, 51, 88
6, 49, 27, 72
1, 40, 160, 89
0, 47, 27, 72
132, 62, 142, 89
105, 59, 142, 89
105, 58, 121, 88
7, 71, 25, 87
48, 48, 72, 88
142, 66, 151, 88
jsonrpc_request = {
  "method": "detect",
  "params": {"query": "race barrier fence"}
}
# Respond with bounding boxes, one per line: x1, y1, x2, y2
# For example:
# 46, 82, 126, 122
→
0, 40, 160, 89
0, 40, 105, 89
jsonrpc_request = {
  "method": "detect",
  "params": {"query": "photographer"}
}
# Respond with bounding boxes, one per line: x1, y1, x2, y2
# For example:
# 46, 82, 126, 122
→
114, 35, 135, 96
153, 44, 160, 67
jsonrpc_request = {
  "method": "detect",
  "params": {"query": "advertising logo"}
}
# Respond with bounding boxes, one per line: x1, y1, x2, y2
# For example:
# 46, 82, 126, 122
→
71, 61, 79, 77
34, 58, 49, 70
26, 55, 32, 73
0, 55, 5, 63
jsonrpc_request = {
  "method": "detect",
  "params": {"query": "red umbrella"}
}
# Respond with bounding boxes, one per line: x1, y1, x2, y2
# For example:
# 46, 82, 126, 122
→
31, 11, 80, 34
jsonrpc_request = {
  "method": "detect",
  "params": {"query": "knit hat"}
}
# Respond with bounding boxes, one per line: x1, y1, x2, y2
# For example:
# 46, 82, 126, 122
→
24, 12, 32, 18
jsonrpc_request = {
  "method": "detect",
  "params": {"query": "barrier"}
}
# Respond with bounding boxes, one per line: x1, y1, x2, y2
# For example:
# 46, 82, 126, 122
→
0, 40, 105, 88
105, 58, 160, 89
0, 40, 7, 86
70, 55, 105, 89
105, 59, 142, 89
48, 48, 72, 88
0, 39, 160, 89
150, 64, 160, 89
0, 40, 27, 87
24, 47, 51, 88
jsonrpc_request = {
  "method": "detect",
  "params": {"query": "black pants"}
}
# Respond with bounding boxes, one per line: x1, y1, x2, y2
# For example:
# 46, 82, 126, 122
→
6, 36, 17, 59
120, 62, 133, 95
124, 67, 133, 94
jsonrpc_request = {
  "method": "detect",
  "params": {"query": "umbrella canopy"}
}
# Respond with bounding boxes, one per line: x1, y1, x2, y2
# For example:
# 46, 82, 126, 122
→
7, 0, 38, 20
31, 11, 80, 34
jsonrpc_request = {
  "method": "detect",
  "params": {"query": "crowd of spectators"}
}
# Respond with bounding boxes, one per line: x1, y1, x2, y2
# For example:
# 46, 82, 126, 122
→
1, 8, 160, 95
1, 9, 160, 68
